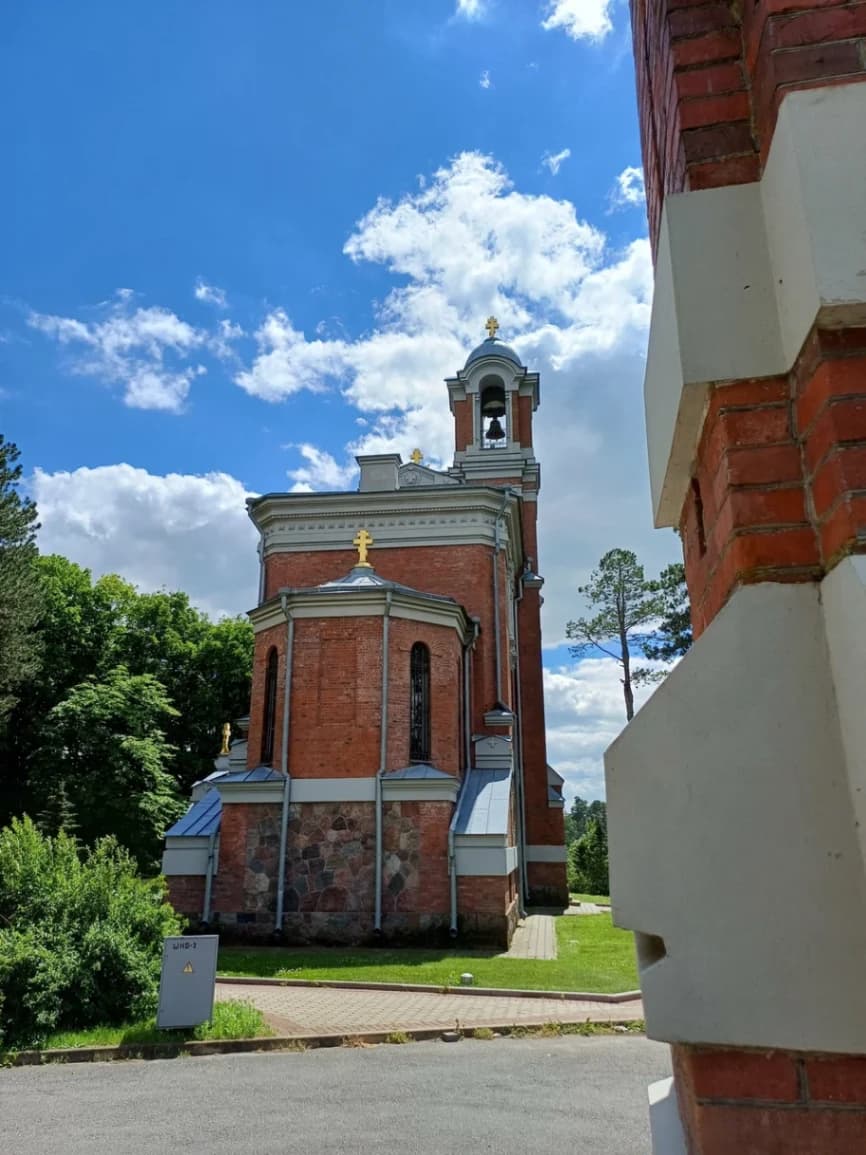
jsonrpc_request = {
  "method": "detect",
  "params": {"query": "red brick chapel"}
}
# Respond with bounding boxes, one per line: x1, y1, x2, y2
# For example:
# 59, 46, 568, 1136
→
163, 321, 567, 946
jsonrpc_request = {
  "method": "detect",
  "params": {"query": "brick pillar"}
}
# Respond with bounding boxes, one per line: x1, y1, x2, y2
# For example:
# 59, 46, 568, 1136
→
608, 5, 866, 1151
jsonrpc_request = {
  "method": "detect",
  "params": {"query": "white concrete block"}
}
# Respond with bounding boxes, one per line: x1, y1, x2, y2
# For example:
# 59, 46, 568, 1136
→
605, 582, 866, 1053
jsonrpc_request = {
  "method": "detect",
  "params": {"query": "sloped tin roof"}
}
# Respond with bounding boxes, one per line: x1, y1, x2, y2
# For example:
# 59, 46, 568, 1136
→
453, 767, 512, 836
165, 789, 222, 838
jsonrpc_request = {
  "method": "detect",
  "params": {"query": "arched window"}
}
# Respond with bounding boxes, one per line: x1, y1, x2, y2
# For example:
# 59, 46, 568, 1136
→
409, 642, 431, 762
260, 647, 278, 765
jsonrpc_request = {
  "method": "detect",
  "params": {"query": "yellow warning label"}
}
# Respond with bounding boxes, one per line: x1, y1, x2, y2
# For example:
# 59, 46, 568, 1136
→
183, 962, 193, 974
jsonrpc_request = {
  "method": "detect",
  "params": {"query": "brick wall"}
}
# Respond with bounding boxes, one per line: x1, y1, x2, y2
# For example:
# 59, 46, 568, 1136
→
674, 1044, 866, 1154
247, 622, 285, 770
681, 328, 866, 636
454, 396, 474, 451
264, 543, 512, 728
383, 800, 451, 917
526, 860, 568, 906
166, 875, 205, 921
386, 619, 463, 775
631, 0, 866, 251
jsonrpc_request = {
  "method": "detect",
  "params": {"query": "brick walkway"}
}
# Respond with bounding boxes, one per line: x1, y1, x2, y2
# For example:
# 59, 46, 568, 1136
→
216, 981, 643, 1036
500, 913, 557, 959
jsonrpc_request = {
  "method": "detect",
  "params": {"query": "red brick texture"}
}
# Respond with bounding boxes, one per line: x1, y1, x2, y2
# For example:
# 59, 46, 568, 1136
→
166, 876, 205, 921
674, 1044, 866, 1154
681, 330, 866, 636
263, 543, 513, 731
630, 0, 866, 252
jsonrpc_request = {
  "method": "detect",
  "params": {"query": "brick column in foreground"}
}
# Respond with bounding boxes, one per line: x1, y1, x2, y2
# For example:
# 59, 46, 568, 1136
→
607, 5, 866, 1152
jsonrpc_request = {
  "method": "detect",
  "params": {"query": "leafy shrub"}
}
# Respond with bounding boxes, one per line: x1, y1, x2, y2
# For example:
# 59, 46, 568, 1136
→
567, 818, 610, 896
0, 817, 181, 1049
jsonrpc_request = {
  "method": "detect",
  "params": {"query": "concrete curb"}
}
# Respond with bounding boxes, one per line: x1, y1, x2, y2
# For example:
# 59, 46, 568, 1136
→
3, 1018, 646, 1067
216, 976, 642, 1004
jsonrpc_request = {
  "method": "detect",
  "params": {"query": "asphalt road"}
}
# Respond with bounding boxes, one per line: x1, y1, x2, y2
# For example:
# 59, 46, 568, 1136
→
0, 1036, 670, 1154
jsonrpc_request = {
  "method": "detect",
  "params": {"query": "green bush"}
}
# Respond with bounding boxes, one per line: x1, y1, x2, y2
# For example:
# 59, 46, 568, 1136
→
567, 818, 610, 896
0, 816, 181, 1049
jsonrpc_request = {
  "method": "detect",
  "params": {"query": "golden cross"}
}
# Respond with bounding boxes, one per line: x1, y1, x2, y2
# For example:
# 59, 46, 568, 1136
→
410, 448, 423, 464
353, 527, 374, 568
485, 315, 499, 339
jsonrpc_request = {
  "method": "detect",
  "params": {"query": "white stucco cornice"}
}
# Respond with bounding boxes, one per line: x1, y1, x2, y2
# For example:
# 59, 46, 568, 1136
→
249, 583, 474, 642
248, 486, 525, 568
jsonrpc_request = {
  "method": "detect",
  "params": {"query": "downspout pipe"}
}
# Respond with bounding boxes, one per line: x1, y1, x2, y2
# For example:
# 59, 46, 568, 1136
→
201, 828, 217, 926
492, 491, 511, 706
450, 618, 480, 937
513, 578, 530, 914
374, 588, 393, 935
274, 594, 295, 938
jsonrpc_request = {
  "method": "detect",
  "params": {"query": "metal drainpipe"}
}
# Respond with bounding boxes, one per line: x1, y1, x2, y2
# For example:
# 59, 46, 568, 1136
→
274, 594, 294, 938
513, 578, 530, 914
374, 589, 393, 935
492, 494, 510, 705
201, 829, 217, 925
450, 619, 480, 937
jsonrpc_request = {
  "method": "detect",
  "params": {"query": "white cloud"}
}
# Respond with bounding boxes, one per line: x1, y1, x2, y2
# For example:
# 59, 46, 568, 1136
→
286, 445, 358, 493
479, 69, 492, 89
541, 0, 614, 42
455, 0, 487, 19
31, 464, 258, 619
542, 147, 571, 175
194, 278, 228, 308
609, 165, 646, 210
232, 150, 667, 643
28, 300, 207, 413
544, 658, 662, 801
234, 309, 348, 402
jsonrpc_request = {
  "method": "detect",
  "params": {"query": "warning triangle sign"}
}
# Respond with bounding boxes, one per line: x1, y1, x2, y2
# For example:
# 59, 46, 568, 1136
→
183, 962, 193, 974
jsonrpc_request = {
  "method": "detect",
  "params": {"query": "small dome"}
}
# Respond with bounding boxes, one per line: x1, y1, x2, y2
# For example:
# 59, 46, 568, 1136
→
464, 337, 523, 369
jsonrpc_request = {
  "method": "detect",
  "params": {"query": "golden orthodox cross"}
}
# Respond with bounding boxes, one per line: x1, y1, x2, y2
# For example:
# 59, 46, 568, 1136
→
485, 315, 499, 339
353, 528, 374, 568
410, 448, 423, 464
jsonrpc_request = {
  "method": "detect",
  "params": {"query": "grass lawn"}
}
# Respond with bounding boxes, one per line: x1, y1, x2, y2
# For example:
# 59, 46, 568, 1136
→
570, 893, 611, 906
218, 914, 638, 995
16, 1000, 271, 1053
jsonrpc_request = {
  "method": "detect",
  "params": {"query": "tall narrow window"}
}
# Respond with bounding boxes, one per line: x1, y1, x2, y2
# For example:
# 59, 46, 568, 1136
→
409, 642, 431, 762
261, 647, 278, 765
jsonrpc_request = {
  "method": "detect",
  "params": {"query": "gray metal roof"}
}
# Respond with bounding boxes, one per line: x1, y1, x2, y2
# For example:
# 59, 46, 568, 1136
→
218, 766, 285, 784
453, 767, 512, 836
165, 790, 222, 838
317, 567, 458, 605
382, 764, 457, 781
464, 337, 523, 369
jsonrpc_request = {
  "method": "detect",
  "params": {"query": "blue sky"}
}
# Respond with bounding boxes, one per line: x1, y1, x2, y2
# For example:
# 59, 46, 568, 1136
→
1, 0, 676, 799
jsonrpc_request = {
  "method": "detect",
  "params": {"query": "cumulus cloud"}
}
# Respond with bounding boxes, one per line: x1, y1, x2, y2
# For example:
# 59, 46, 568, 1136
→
610, 165, 646, 211
541, 0, 614, 42
232, 150, 663, 643
32, 465, 259, 619
28, 300, 207, 412
455, 0, 487, 19
544, 658, 661, 800
286, 445, 359, 493
194, 278, 228, 308
479, 70, 492, 89
542, 147, 571, 175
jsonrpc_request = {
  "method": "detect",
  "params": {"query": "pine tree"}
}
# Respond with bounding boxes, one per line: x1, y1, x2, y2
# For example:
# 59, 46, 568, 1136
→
0, 435, 41, 727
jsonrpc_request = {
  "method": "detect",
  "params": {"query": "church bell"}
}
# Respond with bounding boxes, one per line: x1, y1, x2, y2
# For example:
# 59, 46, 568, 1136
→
486, 416, 506, 441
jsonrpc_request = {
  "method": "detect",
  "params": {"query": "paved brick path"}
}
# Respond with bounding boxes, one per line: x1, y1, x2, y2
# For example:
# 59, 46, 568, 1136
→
500, 913, 557, 959
216, 981, 643, 1036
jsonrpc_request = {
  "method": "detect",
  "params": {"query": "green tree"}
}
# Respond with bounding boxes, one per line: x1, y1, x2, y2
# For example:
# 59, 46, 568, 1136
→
0, 816, 181, 1048
566, 549, 665, 721
1, 556, 253, 837
567, 817, 609, 896
0, 436, 41, 729
34, 667, 185, 869
564, 796, 607, 846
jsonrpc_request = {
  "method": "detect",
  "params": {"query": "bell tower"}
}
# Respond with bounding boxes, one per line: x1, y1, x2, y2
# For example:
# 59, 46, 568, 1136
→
446, 318, 540, 492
